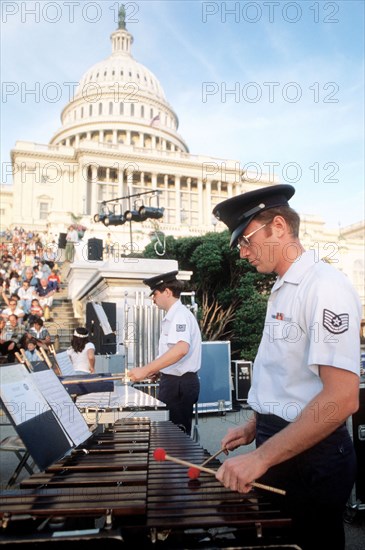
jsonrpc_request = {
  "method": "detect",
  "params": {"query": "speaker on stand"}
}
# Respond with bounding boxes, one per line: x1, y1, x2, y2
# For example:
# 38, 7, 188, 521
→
87, 238, 103, 261
57, 232, 67, 262
58, 232, 67, 249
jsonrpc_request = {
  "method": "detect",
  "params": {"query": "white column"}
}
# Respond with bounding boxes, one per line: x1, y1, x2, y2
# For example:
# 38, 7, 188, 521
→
197, 179, 203, 225
175, 176, 181, 224
91, 164, 98, 213
205, 180, 211, 225
118, 163, 124, 196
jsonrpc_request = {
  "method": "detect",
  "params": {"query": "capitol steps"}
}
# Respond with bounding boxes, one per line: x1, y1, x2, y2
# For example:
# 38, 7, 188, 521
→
47, 263, 79, 351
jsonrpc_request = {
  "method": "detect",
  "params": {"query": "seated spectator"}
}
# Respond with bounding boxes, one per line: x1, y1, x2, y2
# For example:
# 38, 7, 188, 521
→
23, 249, 35, 268
8, 270, 21, 295
67, 327, 95, 374
21, 267, 38, 287
33, 265, 42, 281
23, 337, 40, 363
4, 314, 29, 351
40, 261, 52, 280
43, 245, 57, 269
16, 280, 35, 314
28, 317, 51, 350
1, 250, 13, 271
0, 295, 25, 321
34, 278, 56, 320
0, 318, 17, 363
9, 254, 23, 274
48, 268, 61, 292
27, 298, 44, 325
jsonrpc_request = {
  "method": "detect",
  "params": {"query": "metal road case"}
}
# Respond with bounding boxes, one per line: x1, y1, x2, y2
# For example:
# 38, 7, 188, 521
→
197, 341, 232, 413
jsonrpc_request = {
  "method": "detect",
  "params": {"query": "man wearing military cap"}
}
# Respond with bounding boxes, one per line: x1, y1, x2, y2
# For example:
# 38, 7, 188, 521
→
213, 184, 361, 550
143, 270, 180, 295
129, 270, 201, 436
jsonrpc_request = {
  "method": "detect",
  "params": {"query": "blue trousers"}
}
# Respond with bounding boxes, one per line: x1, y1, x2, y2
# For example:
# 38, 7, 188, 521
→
158, 372, 200, 436
256, 413, 356, 550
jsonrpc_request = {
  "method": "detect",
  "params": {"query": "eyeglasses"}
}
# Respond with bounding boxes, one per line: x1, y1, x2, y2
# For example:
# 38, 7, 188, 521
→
237, 224, 267, 249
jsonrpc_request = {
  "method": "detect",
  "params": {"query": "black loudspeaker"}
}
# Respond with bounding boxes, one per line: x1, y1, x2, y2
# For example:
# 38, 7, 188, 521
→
58, 232, 67, 249
86, 301, 117, 355
87, 238, 103, 261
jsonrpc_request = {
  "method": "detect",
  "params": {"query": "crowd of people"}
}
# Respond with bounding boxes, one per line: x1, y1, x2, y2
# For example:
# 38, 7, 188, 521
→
0, 227, 61, 363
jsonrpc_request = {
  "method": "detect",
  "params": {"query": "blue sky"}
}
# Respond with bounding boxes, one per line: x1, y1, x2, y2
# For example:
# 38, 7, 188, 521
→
1, 0, 364, 229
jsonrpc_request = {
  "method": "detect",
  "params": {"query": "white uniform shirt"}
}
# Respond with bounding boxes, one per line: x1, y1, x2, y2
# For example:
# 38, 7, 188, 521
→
248, 250, 361, 421
158, 300, 202, 376
67, 342, 95, 374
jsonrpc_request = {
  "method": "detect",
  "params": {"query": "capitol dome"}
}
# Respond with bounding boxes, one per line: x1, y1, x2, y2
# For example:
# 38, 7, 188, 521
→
75, 35, 166, 103
49, 20, 189, 153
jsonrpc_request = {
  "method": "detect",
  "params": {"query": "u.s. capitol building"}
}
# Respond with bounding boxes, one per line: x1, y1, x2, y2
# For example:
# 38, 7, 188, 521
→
1, 15, 364, 315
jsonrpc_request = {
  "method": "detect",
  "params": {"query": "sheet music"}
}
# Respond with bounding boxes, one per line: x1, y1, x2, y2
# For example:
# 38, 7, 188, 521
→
32, 369, 91, 446
0, 364, 51, 426
56, 351, 76, 376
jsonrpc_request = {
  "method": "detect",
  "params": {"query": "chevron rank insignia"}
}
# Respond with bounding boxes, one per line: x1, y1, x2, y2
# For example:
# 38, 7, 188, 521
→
323, 309, 349, 334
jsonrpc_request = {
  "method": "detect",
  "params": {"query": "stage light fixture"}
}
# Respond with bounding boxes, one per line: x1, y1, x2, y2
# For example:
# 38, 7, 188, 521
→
103, 214, 126, 226
124, 209, 145, 222
138, 206, 165, 220
94, 213, 109, 224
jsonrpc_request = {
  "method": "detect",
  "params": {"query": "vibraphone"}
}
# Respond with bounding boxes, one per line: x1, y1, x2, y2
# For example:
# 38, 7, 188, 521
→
0, 419, 301, 548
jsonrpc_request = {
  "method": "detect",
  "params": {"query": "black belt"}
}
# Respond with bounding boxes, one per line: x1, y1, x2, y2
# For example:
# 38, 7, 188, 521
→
256, 412, 347, 432
160, 372, 198, 378
256, 412, 291, 429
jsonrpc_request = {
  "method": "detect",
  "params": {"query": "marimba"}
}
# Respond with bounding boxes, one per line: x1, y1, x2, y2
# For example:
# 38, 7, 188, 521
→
0, 419, 301, 548
76, 384, 169, 424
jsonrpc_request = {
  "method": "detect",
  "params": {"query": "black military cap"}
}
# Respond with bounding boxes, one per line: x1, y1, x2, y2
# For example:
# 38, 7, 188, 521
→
212, 184, 295, 248
143, 270, 179, 294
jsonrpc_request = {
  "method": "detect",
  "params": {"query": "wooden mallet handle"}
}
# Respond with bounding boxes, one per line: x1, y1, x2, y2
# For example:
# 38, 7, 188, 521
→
154, 448, 216, 474
153, 448, 286, 495
200, 447, 228, 467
